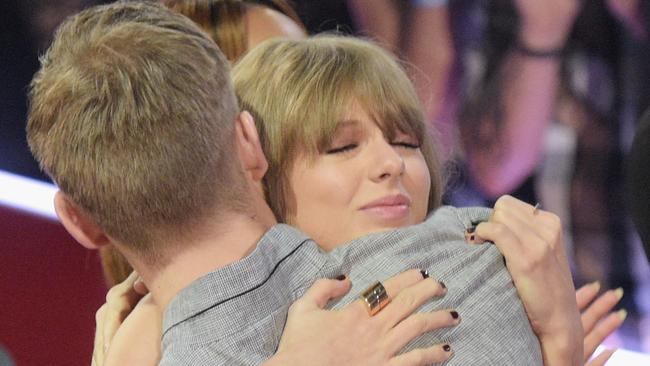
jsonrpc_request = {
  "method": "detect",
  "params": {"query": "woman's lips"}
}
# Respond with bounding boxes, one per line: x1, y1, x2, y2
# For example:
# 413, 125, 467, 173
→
360, 194, 411, 221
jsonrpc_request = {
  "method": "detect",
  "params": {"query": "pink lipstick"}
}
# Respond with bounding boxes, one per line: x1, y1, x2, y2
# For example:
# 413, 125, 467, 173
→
360, 194, 411, 221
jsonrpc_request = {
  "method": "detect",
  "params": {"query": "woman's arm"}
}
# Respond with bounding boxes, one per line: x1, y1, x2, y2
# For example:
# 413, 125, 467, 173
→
93, 269, 459, 366
476, 196, 582, 366
475, 196, 623, 366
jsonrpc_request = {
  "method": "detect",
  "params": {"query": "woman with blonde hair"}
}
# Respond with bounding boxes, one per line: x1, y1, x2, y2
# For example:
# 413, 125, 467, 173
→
233, 35, 622, 365
96, 35, 623, 365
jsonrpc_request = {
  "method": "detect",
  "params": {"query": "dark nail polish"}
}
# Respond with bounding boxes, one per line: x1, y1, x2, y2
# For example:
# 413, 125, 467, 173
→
420, 269, 429, 279
335, 274, 346, 281
443, 344, 451, 352
465, 227, 486, 244
450, 311, 459, 319
439, 281, 446, 289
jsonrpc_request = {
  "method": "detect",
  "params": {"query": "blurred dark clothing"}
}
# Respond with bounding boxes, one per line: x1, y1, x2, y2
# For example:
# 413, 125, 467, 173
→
293, 0, 356, 34
0, 1, 48, 181
1, 0, 110, 183
627, 109, 650, 265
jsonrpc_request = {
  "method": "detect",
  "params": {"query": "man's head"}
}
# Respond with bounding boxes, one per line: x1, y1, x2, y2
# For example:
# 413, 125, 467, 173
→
27, 1, 250, 266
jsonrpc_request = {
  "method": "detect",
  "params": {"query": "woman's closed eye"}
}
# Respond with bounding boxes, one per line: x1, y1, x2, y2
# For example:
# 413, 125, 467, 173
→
391, 141, 420, 149
325, 144, 358, 154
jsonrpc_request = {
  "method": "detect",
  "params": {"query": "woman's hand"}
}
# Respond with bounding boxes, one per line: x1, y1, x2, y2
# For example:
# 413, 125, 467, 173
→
267, 269, 459, 366
91, 271, 161, 366
577, 282, 626, 365
94, 269, 458, 366
476, 195, 583, 366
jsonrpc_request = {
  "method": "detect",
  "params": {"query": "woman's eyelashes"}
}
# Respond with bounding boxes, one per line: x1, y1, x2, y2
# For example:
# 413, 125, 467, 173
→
325, 144, 357, 154
325, 139, 420, 154
391, 141, 420, 149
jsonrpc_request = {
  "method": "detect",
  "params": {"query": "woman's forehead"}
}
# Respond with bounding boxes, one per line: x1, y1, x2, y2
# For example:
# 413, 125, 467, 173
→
343, 98, 420, 133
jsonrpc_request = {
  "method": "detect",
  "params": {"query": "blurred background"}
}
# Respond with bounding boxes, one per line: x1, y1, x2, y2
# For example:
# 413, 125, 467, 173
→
1, 0, 650, 364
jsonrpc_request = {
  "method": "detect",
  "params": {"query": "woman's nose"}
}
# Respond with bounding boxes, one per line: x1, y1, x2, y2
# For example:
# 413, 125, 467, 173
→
369, 140, 405, 182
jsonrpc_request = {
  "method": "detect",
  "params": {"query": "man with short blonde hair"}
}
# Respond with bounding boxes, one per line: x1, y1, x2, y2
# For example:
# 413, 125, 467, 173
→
28, 1, 246, 266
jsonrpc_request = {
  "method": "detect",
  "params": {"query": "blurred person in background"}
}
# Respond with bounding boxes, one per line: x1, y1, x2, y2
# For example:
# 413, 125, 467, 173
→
347, 0, 455, 154
455, 0, 650, 351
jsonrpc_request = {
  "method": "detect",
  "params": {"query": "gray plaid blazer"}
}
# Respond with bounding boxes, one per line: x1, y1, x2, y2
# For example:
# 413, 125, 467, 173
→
160, 206, 543, 365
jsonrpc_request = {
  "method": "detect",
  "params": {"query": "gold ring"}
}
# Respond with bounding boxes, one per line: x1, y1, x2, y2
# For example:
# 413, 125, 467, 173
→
360, 281, 391, 316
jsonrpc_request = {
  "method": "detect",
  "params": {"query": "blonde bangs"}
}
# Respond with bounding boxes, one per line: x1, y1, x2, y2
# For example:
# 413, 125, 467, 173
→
288, 36, 429, 159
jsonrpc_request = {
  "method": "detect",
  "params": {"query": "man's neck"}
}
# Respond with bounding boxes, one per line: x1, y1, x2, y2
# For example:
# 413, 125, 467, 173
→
134, 212, 275, 311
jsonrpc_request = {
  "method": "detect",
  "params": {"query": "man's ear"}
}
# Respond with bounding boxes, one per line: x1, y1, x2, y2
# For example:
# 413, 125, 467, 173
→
54, 191, 111, 250
235, 111, 269, 182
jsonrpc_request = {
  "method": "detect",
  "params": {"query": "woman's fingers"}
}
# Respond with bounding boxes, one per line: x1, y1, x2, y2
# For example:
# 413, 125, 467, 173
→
586, 348, 616, 366
474, 221, 525, 265
347, 269, 431, 318
387, 343, 453, 366
579, 285, 625, 361
385, 309, 459, 354
276, 269, 458, 366
376, 276, 448, 329
581, 287, 624, 334
492, 195, 555, 234
102, 294, 162, 366
133, 276, 149, 296
576, 282, 602, 310
492, 196, 569, 272
102, 271, 146, 353
298, 277, 352, 310
381, 269, 432, 299
584, 310, 627, 360
106, 271, 142, 312
92, 304, 108, 366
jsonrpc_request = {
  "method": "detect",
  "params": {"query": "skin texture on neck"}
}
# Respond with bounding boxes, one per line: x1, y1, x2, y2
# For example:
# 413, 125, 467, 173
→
135, 205, 276, 310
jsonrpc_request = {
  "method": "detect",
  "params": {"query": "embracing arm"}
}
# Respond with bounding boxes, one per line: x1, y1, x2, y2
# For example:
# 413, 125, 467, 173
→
474, 196, 623, 366
93, 270, 458, 366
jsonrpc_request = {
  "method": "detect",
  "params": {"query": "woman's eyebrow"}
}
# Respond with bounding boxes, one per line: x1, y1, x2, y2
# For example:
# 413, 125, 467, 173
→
335, 119, 361, 129
331, 119, 362, 136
